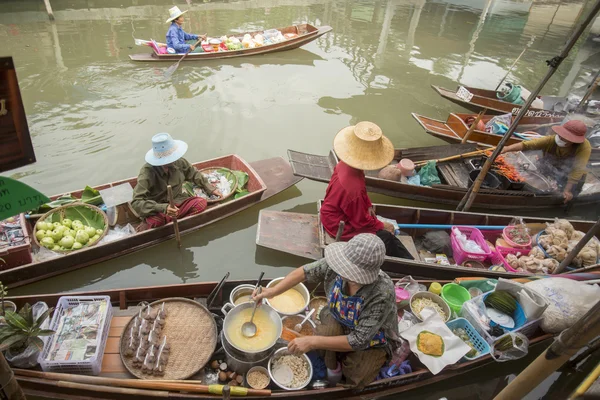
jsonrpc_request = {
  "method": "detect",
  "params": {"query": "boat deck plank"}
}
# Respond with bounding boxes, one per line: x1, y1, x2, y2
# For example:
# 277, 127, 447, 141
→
256, 210, 321, 260
101, 314, 134, 376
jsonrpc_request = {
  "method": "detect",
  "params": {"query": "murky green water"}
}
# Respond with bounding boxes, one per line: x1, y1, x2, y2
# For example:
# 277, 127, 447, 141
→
2, 0, 598, 397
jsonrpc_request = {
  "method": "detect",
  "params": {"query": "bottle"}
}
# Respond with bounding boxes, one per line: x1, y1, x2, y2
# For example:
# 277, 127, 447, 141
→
429, 282, 442, 295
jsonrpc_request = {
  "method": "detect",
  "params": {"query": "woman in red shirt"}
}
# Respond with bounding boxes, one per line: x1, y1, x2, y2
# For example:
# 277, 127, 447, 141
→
320, 122, 414, 259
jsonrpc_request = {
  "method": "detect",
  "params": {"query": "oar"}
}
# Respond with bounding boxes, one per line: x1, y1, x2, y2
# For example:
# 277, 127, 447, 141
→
167, 185, 181, 248
164, 35, 204, 78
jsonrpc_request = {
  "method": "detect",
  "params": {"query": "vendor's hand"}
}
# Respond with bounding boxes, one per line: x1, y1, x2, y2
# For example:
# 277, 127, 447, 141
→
189, 44, 196, 51
166, 205, 179, 217
563, 190, 573, 203
252, 287, 276, 302
212, 189, 223, 198
288, 337, 314, 354
383, 221, 395, 233
201, 35, 207, 41
368, 207, 376, 217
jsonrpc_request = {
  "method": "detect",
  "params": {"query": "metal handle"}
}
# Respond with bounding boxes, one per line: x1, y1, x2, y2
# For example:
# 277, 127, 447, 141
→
249, 287, 262, 323
220, 302, 234, 316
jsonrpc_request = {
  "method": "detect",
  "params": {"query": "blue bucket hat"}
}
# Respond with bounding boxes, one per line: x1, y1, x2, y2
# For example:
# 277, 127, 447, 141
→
145, 133, 188, 166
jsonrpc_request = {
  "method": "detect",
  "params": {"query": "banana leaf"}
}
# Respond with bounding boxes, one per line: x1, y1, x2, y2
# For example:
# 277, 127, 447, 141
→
31, 185, 104, 213
234, 190, 250, 199
81, 186, 103, 206
46, 205, 106, 230
231, 170, 249, 192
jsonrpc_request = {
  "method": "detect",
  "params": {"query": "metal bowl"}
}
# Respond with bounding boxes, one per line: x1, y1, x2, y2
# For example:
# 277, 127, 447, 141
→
265, 278, 309, 316
221, 302, 282, 354
409, 291, 451, 322
229, 284, 256, 306
268, 348, 313, 390
245, 366, 271, 389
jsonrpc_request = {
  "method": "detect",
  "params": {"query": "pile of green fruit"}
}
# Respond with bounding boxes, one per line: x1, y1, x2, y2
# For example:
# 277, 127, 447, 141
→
35, 219, 103, 252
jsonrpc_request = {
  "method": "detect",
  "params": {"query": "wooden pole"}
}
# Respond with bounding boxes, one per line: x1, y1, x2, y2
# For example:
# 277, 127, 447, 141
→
167, 185, 181, 249
461, 109, 487, 144
555, 218, 600, 274
495, 36, 536, 91
576, 68, 600, 112
43, 0, 55, 21
494, 300, 600, 400
0, 353, 25, 400
457, 0, 600, 212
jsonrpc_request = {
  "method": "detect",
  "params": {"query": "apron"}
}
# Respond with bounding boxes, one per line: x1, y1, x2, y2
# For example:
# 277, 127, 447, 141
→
328, 275, 386, 348
539, 142, 582, 189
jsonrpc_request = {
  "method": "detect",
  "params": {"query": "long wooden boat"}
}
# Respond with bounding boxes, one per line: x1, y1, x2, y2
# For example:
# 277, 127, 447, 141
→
256, 202, 600, 280
9, 279, 554, 399
432, 85, 567, 118
287, 145, 600, 210
1, 155, 301, 289
412, 112, 600, 162
129, 24, 332, 62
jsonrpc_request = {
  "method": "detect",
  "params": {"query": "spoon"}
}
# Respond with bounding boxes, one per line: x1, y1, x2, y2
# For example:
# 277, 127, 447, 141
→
294, 308, 315, 333
242, 286, 262, 338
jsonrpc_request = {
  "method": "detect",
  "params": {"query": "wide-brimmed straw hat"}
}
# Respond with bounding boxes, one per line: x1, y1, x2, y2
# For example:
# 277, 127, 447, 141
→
333, 122, 394, 170
552, 120, 587, 144
324, 233, 386, 285
166, 6, 188, 23
145, 133, 188, 166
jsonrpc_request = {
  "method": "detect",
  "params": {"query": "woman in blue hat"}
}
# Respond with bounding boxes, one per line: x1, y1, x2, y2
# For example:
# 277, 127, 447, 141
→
131, 133, 221, 230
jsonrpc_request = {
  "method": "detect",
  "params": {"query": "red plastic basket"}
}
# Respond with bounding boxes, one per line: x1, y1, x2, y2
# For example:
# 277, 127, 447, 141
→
451, 226, 492, 265
489, 246, 530, 272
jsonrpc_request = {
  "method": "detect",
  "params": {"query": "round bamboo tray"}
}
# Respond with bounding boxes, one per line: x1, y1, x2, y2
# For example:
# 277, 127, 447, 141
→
33, 203, 109, 253
119, 297, 217, 380
198, 167, 238, 203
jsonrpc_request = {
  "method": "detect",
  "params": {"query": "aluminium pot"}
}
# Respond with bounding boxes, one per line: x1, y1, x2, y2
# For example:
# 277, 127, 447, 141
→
228, 284, 256, 306
221, 301, 282, 354
265, 278, 309, 317
220, 332, 274, 374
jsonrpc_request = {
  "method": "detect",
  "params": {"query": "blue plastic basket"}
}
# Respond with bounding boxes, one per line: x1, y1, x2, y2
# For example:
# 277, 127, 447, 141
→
446, 318, 490, 361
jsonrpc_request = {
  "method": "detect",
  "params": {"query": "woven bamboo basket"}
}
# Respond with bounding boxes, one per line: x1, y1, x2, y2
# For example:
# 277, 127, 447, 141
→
197, 167, 238, 203
33, 203, 109, 253
119, 297, 217, 380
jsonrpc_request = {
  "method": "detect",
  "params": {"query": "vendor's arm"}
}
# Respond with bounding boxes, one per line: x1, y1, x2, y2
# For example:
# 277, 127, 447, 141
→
564, 140, 591, 202
342, 195, 384, 234
131, 172, 168, 217
181, 159, 217, 194
254, 259, 328, 301
501, 142, 524, 153
183, 30, 198, 41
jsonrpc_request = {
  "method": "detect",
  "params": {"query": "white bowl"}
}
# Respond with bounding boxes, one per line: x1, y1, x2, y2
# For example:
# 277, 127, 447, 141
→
268, 348, 313, 390
265, 278, 309, 316
410, 291, 451, 322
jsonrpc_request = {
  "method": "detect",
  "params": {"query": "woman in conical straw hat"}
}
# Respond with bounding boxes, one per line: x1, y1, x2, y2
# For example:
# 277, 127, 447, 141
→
165, 6, 206, 54
320, 122, 414, 258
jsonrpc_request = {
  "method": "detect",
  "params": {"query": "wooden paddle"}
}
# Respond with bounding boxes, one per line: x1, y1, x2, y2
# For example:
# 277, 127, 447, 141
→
167, 185, 181, 248
164, 35, 205, 78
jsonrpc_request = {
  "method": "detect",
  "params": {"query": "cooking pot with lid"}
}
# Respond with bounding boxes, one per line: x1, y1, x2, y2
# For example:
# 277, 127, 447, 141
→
221, 301, 282, 354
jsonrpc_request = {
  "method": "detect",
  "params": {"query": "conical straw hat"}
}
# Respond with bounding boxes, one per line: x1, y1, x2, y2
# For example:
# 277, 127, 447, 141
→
333, 122, 394, 170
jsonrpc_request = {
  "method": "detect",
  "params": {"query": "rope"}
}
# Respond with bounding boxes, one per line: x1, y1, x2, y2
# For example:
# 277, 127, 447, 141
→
0, 370, 16, 392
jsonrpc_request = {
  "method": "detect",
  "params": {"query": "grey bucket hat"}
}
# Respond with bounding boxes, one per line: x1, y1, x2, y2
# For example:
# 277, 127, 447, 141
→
324, 233, 386, 285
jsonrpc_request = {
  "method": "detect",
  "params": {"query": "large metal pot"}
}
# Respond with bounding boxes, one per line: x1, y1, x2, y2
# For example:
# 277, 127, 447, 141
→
265, 278, 310, 316
221, 301, 282, 354
220, 332, 273, 374
228, 284, 256, 306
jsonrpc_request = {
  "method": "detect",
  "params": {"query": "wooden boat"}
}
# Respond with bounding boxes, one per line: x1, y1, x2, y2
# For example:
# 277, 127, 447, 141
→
432, 85, 567, 118
287, 145, 600, 210
256, 202, 600, 280
129, 24, 332, 62
412, 112, 600, 162
9, 279, 554, 399
1, 155, 301, 289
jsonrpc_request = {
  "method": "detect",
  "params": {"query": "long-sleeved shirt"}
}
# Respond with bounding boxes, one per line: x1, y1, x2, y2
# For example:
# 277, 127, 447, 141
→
166, 23, 198, 54
131, 158, 215, 218
320, 162, 384, 241
522, 135, 591, 184
303, 258, 401, 357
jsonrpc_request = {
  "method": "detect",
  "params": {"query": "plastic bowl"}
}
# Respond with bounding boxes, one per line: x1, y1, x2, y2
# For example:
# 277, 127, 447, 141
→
410, 292, 451, 322
441, 283, 471, 314
268, 348, 313, 390
502, 225, 532, 249
397, 158, 415, 177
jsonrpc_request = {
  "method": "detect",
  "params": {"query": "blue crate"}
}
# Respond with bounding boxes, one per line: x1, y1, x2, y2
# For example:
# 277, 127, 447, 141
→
446, 317, 491, 361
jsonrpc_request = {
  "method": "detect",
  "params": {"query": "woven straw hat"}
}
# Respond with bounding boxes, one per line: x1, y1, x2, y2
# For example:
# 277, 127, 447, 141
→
324, 233, 386, 285
333, 122, 394, 170
166, 6, 188, 23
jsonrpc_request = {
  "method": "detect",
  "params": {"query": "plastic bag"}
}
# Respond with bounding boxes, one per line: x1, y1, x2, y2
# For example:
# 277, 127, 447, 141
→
99, 224, 135, 244
452, 227, 485, 254
421, 231, 451, 254
7, 302, 49, 368
395, 276, 421, 297
485, 113, 512, 134
491, 332, 529, 362
32, 247, 64, 263
397, 311, 419, 334
418, 161, 441, 187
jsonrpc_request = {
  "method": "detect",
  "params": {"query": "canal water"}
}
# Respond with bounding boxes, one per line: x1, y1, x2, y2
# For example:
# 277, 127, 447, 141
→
2, 0, 598, 397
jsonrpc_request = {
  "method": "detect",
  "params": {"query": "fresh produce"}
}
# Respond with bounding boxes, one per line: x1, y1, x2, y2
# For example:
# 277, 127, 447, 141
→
484, 291, 517, 315
493, 334, 524, 352
452, 328, 478, 358
35, 211, 104, 252
75, 231, 89, 245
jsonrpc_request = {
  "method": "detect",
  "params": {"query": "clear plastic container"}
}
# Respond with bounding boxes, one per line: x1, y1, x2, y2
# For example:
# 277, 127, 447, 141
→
263, 29, 280, 40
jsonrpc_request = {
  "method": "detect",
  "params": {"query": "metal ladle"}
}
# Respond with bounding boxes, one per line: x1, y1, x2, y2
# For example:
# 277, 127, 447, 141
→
242, 287, 262, 338
294, 308, 315, 333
